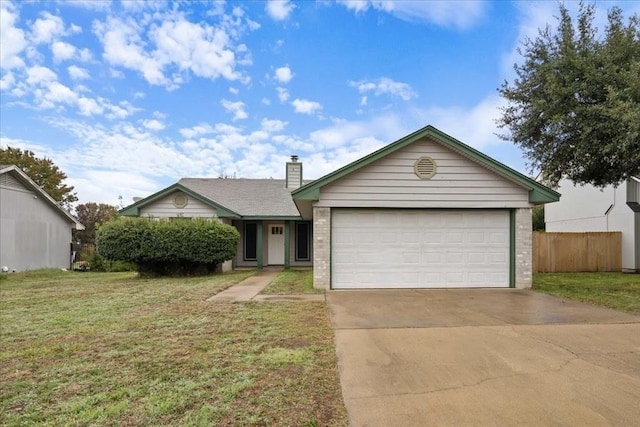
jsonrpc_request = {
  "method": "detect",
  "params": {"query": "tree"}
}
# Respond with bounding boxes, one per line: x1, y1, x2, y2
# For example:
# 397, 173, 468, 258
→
497, 2, 640, 188
532, 205, 545, 231
74, 203, 120, 244
0, 147, 78, 208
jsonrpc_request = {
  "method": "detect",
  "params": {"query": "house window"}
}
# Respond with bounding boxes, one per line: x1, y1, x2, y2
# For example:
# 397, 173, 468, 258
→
244, 222, 257, 260
271, 226, 283, 235
296, 222, 310, 261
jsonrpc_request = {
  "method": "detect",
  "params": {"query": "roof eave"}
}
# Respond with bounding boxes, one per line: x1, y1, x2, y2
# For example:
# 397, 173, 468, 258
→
1, 165, 85, 229
119, 183, 241, 218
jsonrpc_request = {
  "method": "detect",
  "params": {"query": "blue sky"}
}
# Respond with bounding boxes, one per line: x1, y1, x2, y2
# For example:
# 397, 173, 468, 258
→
1, 0, 638, 207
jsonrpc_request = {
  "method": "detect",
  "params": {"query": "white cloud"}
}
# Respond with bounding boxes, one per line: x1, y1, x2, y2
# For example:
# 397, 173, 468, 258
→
30, 12, 66, 44
68, 65, 90, 80
0, 71, 15, 90
141, 119, 166, 131
150, 16, 241, 81
77, 96, 104, 116
51, 40, 76, 62
261, 118, 288, 132
93, 17, 170, 87
26, 66, 57, 85
349, 77, 417, 101
93, 8, 256, 90
274, 65, 293, 83
292, 98, 322, 115
228, 87, 239, 95
0, 1, 27, 70
221, 99, 248, 120
180, 123, 215, 139
266, 0, 296, 21
415, 94, 506, 149
336, 0, 486, 29
276, 87, 290, 102
21, 65, 139, 119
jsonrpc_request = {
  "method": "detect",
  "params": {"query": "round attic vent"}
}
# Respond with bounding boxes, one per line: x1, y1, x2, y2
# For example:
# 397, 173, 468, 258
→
414, 157, 437, 179
173, 193, 188, 208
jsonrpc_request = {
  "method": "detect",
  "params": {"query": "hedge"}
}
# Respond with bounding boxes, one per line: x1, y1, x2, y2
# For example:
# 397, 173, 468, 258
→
96, 217, 239, 276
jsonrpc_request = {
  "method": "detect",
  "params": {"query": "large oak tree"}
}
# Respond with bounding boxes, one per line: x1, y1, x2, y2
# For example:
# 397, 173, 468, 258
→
497, 2, 640, 188
0, 147, 78, 209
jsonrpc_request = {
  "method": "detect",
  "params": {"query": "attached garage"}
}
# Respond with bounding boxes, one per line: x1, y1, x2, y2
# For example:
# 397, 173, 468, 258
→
291, 125, 560, 290
332, 209, 510, 289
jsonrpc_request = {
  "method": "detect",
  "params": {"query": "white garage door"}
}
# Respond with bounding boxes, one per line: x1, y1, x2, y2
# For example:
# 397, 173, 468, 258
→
332, 209, 510, 289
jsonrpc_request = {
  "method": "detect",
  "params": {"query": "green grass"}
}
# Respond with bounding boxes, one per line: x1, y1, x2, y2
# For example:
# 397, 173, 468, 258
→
533, 272, 640, 314
0, 270, 347, 426
261, 270, 323, 295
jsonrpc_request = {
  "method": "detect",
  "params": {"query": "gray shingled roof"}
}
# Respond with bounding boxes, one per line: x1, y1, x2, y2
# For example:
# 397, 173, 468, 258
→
179, 178, 304, 217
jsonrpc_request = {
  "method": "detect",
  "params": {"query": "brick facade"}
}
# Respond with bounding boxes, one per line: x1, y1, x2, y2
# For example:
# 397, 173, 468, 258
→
313, 206, 331, 290
515, 207, 533, 288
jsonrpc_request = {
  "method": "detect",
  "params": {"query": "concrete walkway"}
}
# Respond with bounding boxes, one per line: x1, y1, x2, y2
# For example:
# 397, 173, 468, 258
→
206, 269, 325, 302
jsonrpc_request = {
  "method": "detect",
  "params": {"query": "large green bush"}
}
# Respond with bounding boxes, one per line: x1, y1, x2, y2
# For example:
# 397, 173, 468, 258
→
96, 218, 239, 276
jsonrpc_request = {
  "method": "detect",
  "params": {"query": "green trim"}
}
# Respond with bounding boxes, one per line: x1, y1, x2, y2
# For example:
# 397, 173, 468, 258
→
284, 221, 290, 269
509, 210, 516, 288
256, 221, 263, 270
119, 183, 241, 218
292, 125, 560, 204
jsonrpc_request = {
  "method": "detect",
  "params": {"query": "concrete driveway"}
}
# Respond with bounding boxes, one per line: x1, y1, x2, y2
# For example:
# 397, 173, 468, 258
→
327, 289, 640, 426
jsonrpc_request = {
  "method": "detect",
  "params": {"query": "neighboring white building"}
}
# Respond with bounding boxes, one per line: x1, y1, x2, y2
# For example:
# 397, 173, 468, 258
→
0, 165, 84, 272
545, 177, 640, 272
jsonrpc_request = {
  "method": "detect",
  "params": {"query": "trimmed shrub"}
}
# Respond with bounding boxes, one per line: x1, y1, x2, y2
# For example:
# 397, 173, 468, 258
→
96, 217, 239, 276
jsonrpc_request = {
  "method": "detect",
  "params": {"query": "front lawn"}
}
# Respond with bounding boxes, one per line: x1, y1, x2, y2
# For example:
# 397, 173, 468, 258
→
533, 272, 640, 314
261, 269, 323, 295
0, 270, 347, 426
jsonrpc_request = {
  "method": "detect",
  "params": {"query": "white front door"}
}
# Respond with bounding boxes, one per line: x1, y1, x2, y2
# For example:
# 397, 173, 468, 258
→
268, 224, 285, 265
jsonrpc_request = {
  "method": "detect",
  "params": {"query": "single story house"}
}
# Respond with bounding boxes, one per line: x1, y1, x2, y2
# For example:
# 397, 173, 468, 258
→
545, 177, 640, 272
1, 164, 85, 272
121, 125, 559, 289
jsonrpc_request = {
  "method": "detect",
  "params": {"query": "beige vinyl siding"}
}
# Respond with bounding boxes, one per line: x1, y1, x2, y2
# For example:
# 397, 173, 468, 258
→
317, 138, 531, 208
139, 190, 217, 218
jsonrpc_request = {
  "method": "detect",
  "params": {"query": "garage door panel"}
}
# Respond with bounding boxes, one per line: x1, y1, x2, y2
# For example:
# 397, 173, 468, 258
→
332, 209, 510, 289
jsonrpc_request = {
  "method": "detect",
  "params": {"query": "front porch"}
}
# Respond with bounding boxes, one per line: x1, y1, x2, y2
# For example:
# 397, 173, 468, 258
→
232, 219, 313, 269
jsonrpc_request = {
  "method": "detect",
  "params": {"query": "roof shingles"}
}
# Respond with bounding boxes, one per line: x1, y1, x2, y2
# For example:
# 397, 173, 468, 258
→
179, 178, 302, 217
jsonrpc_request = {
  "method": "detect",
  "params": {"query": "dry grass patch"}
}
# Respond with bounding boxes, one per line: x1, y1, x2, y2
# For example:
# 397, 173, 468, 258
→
0, 270, 347, 426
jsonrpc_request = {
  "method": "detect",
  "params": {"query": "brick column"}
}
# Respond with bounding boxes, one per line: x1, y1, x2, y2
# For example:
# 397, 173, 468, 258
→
515, 207, 533, 288
313, 206, 331, 290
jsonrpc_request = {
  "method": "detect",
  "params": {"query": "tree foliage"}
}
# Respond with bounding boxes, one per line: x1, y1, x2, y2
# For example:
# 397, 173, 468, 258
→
74, 203, 120, 244
498, 2, 640, 188
96, 218, 239, 276
0, 147, 78, 208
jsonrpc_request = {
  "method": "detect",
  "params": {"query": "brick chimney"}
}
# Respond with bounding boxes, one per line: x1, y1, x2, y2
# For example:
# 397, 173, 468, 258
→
286, 155, 302, 189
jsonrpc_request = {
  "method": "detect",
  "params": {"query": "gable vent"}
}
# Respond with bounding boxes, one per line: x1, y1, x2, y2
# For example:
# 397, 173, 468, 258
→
173, 193, 189, 208
414, 157, 437, 179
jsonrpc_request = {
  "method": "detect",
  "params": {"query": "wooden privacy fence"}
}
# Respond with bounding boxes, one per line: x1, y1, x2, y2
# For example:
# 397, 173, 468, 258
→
533, 232, 622, 273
